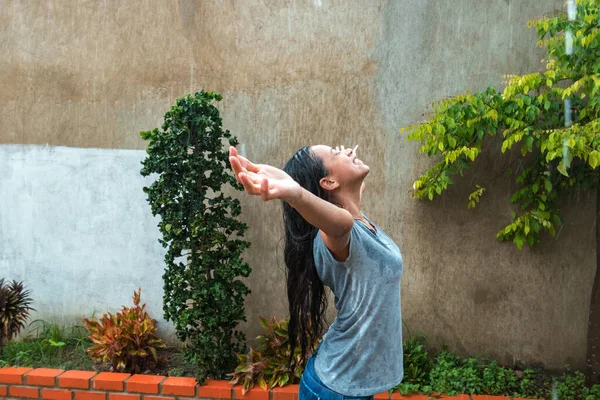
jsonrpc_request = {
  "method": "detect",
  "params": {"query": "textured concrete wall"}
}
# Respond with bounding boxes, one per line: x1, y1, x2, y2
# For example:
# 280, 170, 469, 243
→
0, 145, 177, 341
1, 0, 593, 369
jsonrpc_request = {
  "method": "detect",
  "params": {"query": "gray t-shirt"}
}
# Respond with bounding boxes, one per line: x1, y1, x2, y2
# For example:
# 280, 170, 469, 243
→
312, 214, 403, 396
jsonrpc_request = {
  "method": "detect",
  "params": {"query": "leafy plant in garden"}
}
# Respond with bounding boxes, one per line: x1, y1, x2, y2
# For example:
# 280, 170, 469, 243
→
391, 343, 600, 399
516, 368, 550, 399
0, 279, 34, 348
230, 317, 318, 394
140, 91, 251, 382
480, 360, 519, 396
427, 352, 485, 396
393, 334, 433, 395
553, 367, 600, 400
403, 0, 600, 249
84, 288, 166, 373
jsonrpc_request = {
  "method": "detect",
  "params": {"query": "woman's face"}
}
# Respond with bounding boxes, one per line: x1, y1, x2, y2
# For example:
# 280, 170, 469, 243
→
310, 144, 369, 190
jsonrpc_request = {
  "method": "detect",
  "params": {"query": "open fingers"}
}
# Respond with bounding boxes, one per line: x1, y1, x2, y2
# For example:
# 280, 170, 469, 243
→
237, 155, 260, 173
335, 145, 358, 156
229, 156, 246, 183
229, 146, 260, 173
260, 179, 270, 201
238, 172, 262, 195
259, 178, 280, 202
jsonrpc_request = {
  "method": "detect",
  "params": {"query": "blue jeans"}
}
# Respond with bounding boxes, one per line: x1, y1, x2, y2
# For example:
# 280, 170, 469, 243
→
299, 351, 374, 400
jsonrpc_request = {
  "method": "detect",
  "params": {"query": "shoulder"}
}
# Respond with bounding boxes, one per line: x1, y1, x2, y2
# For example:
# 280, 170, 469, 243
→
314, 222, 361, 263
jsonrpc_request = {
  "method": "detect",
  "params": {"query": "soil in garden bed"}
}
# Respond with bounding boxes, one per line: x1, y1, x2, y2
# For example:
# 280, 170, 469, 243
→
91, 347, 199, 377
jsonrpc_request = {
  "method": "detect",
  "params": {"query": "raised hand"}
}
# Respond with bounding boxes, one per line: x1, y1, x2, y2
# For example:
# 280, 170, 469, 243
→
228, 146, 302, 203
334, 144, 358, 157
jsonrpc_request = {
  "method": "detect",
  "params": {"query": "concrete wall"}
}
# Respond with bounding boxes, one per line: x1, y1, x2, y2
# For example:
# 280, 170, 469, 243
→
0, 145, 176, 338
1, 0, 594, 370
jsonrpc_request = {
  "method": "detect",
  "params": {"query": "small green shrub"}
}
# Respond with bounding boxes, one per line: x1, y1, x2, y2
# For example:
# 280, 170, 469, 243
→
230, 317, 318, 394
393, 335, 432, 395
515, 368, 550, 399
481, 360, 519, 396
0, 279, 35, 348
429, 352, 483, 395
390, 342, 600, 400
553, 367, 600, 400
84, 288, 166, 373
140, 91, 251, 382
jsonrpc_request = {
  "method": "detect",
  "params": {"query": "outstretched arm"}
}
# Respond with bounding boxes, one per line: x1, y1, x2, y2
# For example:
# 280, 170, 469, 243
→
228, 146, 353, 238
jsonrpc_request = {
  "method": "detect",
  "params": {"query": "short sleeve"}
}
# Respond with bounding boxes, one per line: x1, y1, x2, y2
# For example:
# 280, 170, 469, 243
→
313, 222, 358, 268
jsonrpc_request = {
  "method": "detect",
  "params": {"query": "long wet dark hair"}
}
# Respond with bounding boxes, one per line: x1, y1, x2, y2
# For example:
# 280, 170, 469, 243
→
282, 146, 329, 365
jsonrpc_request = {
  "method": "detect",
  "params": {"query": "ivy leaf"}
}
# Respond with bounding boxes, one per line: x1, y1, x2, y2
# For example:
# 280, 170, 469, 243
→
557, 161, 569, 177
468, 149, 476, 161
590, 151, 600, 169
448, 136, 457, 148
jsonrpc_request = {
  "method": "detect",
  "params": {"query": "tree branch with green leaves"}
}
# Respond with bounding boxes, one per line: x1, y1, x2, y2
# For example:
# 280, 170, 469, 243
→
404, 0, 600, 249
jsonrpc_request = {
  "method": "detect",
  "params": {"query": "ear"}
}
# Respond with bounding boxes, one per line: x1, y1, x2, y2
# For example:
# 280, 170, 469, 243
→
319, 177, 340, 191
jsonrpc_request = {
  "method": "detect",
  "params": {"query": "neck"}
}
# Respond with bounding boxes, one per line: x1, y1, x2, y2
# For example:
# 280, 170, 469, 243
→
331, 186, 363, 220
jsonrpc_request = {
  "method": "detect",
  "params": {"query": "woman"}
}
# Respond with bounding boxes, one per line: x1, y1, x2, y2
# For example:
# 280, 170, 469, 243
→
229, 144, 403, 399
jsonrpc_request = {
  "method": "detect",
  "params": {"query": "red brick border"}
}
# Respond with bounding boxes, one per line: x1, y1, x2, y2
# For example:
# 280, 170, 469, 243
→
0, 367, 540, 400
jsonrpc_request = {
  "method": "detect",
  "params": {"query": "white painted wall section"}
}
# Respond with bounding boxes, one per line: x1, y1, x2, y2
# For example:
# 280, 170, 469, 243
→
0, 144, 176, 340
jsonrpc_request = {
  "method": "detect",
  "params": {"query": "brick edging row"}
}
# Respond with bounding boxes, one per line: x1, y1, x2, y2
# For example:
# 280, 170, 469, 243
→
0, 367, 536, 400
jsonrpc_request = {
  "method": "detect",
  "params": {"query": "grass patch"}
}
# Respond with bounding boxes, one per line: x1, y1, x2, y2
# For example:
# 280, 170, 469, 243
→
0, 337, 94, 370
0, 320, 198, 376
0, 321, 94, 370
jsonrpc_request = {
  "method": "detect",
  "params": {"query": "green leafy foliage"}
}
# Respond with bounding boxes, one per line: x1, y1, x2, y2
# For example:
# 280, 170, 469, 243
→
84, 288, 166, 373
140, 91, 251, 382
394, 335, 433, 395
515, 368, 551, 399
403, 0, 600, 249
168, 367, 185, 377
230, 317, 318, 395
0, 321, 93, 370
391, 342, 600, 399
553, 367, 600, 400
0, 279, 35, 348
427, 352, 485, 395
